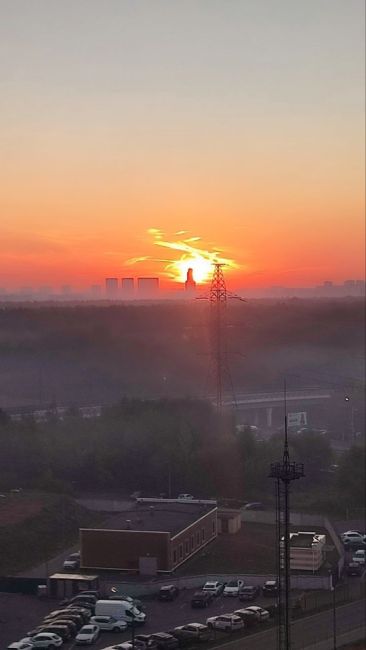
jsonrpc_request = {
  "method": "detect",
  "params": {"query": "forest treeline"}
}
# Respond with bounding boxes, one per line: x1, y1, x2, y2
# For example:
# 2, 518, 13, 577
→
0, 299, 364, 406
0, 399, 364, 517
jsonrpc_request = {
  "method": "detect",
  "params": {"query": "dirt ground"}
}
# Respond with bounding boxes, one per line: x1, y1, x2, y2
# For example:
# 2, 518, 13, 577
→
0, 495, 44, 526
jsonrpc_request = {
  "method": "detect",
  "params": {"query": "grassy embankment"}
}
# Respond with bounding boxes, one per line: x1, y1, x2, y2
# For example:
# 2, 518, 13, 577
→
0, 491, 102, 575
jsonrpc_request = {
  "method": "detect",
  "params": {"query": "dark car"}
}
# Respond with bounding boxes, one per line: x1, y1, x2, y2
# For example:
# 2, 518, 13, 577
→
151, 633, 179, 650
347, 562, 362, 576
158, 585, 179, 601
28, 624, 71, 641
66, 606, 92, 623
135, 634, 159, 650
239, 585, 260, 601
49, 618, 78, 635
44, 611, 84, 629
262, 580, 279, 596
191, 591, 213, 608
232, 609, 258, 627
61, 594, 97, 607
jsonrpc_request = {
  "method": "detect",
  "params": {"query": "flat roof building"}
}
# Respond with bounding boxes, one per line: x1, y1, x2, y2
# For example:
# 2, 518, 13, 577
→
105, 277, 118, 297
137, 277, 159, 298
80, 502, 217, 575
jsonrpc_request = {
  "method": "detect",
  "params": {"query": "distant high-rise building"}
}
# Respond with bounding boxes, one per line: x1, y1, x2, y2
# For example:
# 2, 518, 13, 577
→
61, 285, 72, 295
185, 267, 196, 293
137, 277, 159, 297
90, 284, 102, 297
121, 277, 134, 295
105, 277, 118, 297
39, 286, 53, 295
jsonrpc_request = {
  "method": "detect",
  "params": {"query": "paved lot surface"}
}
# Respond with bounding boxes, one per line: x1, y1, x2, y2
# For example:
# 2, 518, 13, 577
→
1, 588, 276, 646
1, 589, 365, 649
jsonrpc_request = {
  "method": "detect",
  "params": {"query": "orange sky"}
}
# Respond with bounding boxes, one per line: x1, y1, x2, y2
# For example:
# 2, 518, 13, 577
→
0, 1, 365, 291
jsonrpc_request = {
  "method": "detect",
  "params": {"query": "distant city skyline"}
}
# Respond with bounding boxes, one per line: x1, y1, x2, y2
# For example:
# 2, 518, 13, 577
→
0, 277, 365, 301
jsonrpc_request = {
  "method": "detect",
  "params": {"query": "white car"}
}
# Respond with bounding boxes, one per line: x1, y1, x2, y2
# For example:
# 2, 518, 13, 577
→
352, 550, 365, 565
177, 494, 194, 500
75, 625, 100, 645
239, 605, 270, 621
341, 532, 365, 544
223, 580, 244, 597
24, 633, 63, 648
202, 581, 224, 596
206, 615, 244, 631
90, 615, 128, 632
7, 641, 34, 650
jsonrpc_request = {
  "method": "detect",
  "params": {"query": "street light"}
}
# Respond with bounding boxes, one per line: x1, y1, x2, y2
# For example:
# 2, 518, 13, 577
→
329, 571, 337, 649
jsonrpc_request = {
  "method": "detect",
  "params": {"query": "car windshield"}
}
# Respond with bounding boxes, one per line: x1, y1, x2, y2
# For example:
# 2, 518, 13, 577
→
227, 581, 237, 587
81, 627, 93, 632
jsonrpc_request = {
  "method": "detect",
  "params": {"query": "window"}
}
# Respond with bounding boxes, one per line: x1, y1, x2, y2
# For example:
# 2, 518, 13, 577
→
191, 535, 194, 551
179, 543, 183, 559
202, 527, 205, 541
185, 539, 189, 554
173, 549, 177, 564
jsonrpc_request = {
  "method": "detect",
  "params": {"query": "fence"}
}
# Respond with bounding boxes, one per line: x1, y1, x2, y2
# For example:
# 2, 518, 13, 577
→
0, 576, 46, 595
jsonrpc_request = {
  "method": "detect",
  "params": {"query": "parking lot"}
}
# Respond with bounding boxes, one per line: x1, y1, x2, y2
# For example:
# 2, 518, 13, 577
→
1, 587, 277, 648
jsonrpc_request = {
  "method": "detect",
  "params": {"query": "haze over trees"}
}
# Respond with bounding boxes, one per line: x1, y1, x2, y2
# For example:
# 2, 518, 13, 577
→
0, 399, 364, 519
0, 299, 364, 407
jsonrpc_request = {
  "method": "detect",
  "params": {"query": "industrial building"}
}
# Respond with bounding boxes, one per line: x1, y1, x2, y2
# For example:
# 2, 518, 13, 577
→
121, 277, 134, 294
285, 531, 326, 572
80, 502, 217, 575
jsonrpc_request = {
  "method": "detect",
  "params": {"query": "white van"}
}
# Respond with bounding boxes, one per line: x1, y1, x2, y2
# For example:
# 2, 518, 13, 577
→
95, 600, 146, 625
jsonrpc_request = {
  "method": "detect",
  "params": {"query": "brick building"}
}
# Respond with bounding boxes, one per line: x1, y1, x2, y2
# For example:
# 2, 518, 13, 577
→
80, 502, 217, 574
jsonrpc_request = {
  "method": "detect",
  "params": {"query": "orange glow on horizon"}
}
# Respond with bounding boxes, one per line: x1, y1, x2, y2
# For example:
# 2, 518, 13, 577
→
125, 229, 240, 285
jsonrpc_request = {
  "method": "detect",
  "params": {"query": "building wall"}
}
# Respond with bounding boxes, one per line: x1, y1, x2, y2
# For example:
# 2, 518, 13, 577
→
169, 508, 217, 571
80, 529, 170, 572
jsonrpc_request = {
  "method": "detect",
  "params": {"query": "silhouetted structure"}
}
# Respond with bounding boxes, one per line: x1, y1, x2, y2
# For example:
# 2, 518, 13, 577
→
121, 277, 134, 295
185, 268, 196, 293
105, 277, 118, 297
269, 395, 304, 650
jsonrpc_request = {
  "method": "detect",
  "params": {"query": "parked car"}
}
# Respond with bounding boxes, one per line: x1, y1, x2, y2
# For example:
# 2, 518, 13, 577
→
8, 642, 34, 650
232, 609, 258, 627
150, 633, 179, 650
239, 585, 260, 601
49, 618, 78, 635
63, 552, 80, 570
109, 594, 144, 610
44, 612, 83, 629
341, 532, 366, 548
24, 633, 63, 648
347, 561, 362, 576
158, 585, 179, 601
78, 590, 101, 599
177, 494, 194, 501
352, 549, 365, 565
202, 581, 225, 596
171, 623, 211, 643
122, 638, 158, 650
223, 580, 244, 597
75, 624, 100, 645
206, 614, 244, 632
243, 502, 264, 510
90, 615, 128, 632
191, 591, 213, 608
262, 580, 279, 596
65, 606, 92, 622
135, 634, 160, 650
27, 625, 71, 642
240, 606, 270, 622
61, 594, 97, 608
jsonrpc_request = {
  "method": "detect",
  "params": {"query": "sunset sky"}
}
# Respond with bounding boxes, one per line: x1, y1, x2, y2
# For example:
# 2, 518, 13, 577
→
0, 0, 365, 290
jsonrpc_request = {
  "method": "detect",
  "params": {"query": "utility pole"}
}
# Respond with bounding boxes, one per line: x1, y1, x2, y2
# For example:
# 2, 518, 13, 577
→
269, 384, 304, 650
